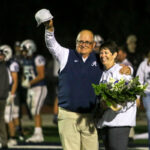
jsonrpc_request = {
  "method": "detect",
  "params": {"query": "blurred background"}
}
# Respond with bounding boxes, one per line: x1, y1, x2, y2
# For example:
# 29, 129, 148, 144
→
0, 0, 150, 105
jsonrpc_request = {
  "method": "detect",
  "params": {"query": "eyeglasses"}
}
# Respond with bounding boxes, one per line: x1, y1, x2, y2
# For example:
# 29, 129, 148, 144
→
76, 40, 93, 46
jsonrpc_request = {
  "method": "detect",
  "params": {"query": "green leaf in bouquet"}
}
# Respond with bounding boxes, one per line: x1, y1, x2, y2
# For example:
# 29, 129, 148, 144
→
92, 84, 101, 95
104, 99, 112, 107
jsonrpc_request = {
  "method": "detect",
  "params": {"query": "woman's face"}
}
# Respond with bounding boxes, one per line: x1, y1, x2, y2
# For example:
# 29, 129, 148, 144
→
99, 48, 117, 69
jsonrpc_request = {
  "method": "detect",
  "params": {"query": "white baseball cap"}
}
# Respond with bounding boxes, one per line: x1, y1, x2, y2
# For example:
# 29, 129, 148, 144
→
35, 9, 53, 27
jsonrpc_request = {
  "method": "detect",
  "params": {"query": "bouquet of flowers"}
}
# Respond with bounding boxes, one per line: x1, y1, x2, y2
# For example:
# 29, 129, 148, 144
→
92, 76, 148, 111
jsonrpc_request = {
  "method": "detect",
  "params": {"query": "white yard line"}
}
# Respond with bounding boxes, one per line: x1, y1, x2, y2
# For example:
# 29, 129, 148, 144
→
130, 148, 149, 150
8, 145, 62, 149
8, 145, 149, 150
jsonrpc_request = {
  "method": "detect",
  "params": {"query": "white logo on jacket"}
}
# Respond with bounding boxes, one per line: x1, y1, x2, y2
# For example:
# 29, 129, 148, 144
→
91, 61, 97, 66
74, 60, 79, 63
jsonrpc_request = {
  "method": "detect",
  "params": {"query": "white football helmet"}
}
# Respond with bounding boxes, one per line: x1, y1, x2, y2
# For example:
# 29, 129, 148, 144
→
21, 39, 37, 56
0, 45, 12, 61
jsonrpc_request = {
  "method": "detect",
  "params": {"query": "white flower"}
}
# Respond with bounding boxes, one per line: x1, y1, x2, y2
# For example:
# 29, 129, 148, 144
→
137, 85, 144, 89
120, 77, 124, 81
129, 79, 133, 84
109, 77, 115, 84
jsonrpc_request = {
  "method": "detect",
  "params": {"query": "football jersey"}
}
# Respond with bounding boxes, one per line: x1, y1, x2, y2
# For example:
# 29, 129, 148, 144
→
6, 58, 19, 89
9, 60, 19, 73
21, 55, 46, 87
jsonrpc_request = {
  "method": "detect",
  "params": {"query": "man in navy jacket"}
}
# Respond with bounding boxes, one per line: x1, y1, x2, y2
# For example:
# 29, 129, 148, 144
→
44, 20, 102, 150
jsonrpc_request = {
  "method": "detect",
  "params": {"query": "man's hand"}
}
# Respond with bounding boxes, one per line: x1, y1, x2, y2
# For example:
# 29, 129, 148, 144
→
119, 64, 131, 75
44, 20, 54, 32
136, 98, 141, 108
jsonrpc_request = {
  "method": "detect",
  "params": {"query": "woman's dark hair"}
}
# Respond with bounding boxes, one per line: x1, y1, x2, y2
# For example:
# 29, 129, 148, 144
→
99, 40, 118, 54
118, 45, 127, 53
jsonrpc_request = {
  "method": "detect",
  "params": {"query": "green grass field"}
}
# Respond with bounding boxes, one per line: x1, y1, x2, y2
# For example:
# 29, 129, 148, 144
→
132, 125, 148, 146
23, 125, 149, 146
7, 124, 147, 150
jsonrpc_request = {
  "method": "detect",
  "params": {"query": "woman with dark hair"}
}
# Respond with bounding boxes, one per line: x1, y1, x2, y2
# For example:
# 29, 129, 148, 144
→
97, 41, 137, 150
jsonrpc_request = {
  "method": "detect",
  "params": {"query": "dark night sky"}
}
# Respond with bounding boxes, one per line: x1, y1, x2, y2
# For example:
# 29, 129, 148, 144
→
0, 0, 150, 57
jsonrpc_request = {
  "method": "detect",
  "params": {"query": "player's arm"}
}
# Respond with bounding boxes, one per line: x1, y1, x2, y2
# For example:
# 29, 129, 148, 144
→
29, 65, 45, 86
10, 62, 19, 94
7, 62, 19, 104
11, 71, 18, 94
